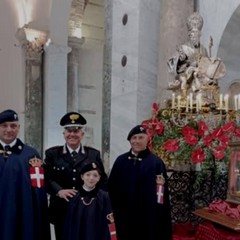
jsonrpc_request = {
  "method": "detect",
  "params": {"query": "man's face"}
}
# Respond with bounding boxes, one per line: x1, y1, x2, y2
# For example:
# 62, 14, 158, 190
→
63, 128, 84, 149
129, 133, 149, 154
0, 121, 20, 144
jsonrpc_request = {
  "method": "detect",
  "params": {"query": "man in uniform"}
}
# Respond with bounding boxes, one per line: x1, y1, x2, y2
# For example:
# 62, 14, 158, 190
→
108, 125, 172, 240
0, 109, 50, 240
44, 111, 108, 240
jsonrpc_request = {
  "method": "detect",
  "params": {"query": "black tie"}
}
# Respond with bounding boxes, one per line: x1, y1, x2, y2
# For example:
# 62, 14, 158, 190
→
72, 151, 78, 157
4, 145, 11, 159
4, 145, 10, 152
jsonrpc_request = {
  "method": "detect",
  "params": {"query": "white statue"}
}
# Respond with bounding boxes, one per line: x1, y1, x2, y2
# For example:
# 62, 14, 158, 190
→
167, 12, 226, 100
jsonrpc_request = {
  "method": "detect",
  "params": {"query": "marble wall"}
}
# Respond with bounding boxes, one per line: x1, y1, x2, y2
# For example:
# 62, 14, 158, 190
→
107, 0, 160, 166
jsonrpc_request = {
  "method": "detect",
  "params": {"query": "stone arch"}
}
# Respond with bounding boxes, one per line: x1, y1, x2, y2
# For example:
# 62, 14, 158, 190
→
217, 4, 240, 109
48, 0, 72, 45
228, 81, 240, 110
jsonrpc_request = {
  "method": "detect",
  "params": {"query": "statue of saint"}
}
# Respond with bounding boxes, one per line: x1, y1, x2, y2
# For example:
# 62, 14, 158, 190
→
167, 12, 226, 104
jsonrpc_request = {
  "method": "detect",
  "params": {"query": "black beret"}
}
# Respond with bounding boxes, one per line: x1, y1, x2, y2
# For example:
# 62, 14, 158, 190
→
80, 160, 101, 175
60, 112, 87, 129
127, 125, 147, 141
0, 109, 19, 124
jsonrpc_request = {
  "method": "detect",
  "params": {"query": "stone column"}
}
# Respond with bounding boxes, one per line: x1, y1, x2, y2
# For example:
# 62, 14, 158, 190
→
43, 43, 71, 151
106, 0, 161, 166
157, 0, 194, 106
15, 27, 47, 154
102, 0, 113, 172
67, 36, 85, 112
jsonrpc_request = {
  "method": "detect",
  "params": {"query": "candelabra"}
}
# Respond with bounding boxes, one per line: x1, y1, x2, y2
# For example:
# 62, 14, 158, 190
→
169, 87, 240, 128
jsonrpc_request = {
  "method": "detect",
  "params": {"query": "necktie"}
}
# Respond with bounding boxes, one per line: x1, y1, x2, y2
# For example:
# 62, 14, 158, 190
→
4, 145, 11, 159
72, 151, 78, 157
4, 145, 10, 152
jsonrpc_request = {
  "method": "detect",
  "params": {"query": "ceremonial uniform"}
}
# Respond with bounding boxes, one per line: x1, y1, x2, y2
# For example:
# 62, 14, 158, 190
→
0, 109, 50, 240
44, 111, 108, 240
44, 145, 107, 220
108, 125, 172, 240
63, 161, 113, 240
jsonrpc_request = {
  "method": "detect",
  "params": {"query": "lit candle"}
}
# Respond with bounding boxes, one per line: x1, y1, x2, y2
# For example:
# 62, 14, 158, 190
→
198, 93, 202, 110
224, 94, 229, 112
196, 94, 199, 112
219, 94, 223, 110
172, 93, 175, 109
186, 96, 189, 112
190, 93, 193, 110
177, 95, 181, 110
235, 95, 238, 111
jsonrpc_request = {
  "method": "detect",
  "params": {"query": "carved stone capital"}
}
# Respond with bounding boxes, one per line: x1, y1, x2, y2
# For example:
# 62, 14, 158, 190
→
15, 26, 47, 60
68, 36, 85, 49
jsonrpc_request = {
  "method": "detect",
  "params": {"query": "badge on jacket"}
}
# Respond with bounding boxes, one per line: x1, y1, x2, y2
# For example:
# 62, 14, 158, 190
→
156, 174, 165, 204
29, 157, 45, 188
107, 213, 117, 240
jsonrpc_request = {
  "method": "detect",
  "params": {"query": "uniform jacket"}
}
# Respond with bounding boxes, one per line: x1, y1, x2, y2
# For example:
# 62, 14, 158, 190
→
44, 144, 108, 223
64, 187, 112, 240
108, 148, 172, 240
0, 139, 50, 240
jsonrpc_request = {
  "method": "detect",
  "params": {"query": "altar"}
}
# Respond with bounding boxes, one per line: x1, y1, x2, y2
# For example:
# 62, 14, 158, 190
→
171, 142, 240, 240
141, 11, 240, 240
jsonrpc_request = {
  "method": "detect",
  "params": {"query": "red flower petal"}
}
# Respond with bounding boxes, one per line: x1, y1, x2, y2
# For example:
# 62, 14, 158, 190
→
163, 139, 179, 153
212, 127, 224, 139
192, 148, 205, 163
203, 135, 213, 147
222, 121, 235, 134
184, 134, 198, 146
198, 121, 209, 137
213, 146, 225, 160
182, 126, 196, 137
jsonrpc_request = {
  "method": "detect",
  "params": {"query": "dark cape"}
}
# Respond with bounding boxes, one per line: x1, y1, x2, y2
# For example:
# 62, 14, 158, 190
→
0, 139, 50, 240
108, 148, 172, 240
64, 187, 112, 240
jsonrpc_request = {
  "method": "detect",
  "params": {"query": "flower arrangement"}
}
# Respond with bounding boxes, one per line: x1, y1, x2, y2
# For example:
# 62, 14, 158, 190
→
141, 103, 240, 172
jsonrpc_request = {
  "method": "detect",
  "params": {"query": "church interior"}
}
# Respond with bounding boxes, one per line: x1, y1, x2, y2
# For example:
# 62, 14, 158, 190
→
1, 0, 240, 239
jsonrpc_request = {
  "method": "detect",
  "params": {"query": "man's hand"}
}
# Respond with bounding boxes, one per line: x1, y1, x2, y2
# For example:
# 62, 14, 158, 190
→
57, 189, 78, 202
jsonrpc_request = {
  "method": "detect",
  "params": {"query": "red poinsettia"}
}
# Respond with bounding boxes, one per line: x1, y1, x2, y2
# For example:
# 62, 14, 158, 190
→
212, 146, 225, 160
142, 102, 240, 168
192, 148, 205, 163
163, 139, 179, 152
203, 134, 213, 147
198, 121, 209, 137
222, 121, 235, 134
182, 126, 197, 137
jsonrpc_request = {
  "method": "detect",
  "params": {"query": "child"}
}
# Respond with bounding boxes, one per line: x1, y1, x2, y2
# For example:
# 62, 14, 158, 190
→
63, 160, 114, 240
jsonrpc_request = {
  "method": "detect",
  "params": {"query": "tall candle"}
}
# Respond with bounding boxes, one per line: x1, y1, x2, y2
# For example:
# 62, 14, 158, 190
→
177, 95, 181, 110
224, 94, 229, 112
172, 93, 175, 109
198, 93, 202, 110
190, 93, 193, 110
196, 94, 199, 112
235, 95, 238, 111
186, 96, 189, 112
219, 94, 223, 110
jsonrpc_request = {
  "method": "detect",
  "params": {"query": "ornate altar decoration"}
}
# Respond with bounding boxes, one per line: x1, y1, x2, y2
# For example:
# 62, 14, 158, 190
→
142, 12, 240, 173
142, 12, 240, 224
